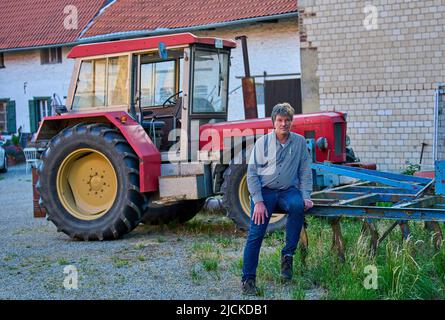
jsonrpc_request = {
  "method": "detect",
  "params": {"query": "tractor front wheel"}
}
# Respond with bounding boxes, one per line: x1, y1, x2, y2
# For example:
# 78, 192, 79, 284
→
38, 123, 146, 240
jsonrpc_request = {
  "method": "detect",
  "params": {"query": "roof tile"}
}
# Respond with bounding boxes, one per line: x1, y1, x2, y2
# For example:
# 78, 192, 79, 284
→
0, 0, 106, 50
82, 0, 298, 38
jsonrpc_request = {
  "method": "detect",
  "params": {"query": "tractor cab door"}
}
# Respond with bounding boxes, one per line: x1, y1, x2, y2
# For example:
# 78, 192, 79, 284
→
133, 49, 185, 153
133, 44, 230, 163
187, 46, 230, 161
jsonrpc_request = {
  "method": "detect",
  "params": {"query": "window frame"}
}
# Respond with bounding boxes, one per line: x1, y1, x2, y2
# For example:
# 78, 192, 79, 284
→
0, 99, 9, 133
138, 58, 181, 109
70, 53, 131, 112
0, 53, 5, 68
40, 47, 62, 65
189, 46, 230, 116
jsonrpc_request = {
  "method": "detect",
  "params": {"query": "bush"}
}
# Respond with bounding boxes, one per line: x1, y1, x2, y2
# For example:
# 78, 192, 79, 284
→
11, 134, 20, 146
402, 163, 421, 175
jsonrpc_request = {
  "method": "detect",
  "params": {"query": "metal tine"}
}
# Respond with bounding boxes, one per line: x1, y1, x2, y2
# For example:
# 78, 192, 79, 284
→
399, 221, 411, 241
329, 217, 345, 262
299, 224, 309, 266
360, 219, 379, 256
425, 221, 444, 250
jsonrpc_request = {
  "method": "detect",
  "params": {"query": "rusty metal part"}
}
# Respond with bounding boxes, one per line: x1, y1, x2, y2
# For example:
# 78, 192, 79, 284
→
361, 220, 380, 256
235, 35, 258, 120
241, 77, 258, 119
329, 218, 345, 262
378, 221, 399, 245
32, 166, 46, 218
299, 226, 309, 266
398, 220, 411, 241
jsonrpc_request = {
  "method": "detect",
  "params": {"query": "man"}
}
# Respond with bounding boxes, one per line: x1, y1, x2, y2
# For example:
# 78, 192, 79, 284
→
241, 103, 313, 295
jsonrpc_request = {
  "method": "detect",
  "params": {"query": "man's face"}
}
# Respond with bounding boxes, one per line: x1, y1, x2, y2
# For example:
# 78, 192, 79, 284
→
273, 114, 292, 136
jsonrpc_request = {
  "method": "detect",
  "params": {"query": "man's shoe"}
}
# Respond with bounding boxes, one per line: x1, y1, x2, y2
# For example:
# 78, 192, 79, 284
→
242, 278, 259, 295
281, 254, 293, 281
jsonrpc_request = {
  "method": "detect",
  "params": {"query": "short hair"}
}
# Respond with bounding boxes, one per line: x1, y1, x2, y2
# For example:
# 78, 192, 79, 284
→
271, 102, 295, 123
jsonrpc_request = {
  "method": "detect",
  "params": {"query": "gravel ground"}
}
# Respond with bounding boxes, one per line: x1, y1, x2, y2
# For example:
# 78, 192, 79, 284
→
0, 164, 321, 300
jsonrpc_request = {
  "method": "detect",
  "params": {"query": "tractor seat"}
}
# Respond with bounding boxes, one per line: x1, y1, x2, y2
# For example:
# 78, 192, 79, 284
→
141, 119, 166, 130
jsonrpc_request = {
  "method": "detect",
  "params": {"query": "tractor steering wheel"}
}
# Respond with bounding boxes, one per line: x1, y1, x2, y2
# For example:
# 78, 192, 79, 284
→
162, 91, 183, 108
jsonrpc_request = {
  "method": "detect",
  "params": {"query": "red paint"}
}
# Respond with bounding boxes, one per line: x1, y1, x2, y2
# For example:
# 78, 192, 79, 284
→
199, 111, 347, 163
414, 171, 435, 179
68, 33, 236, 58
36, 112, 161, 193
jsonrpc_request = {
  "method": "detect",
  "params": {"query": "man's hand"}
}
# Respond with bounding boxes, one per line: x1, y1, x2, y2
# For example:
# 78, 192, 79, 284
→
253, 201, 268, 225
304, 199, 314, 212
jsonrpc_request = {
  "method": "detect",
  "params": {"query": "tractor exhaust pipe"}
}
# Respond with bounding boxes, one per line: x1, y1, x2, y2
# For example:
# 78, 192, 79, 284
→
235, 35, 258, 119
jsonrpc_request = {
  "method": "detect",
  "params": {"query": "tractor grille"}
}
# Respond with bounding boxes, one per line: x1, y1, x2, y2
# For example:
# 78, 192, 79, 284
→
334, 123, 343, 155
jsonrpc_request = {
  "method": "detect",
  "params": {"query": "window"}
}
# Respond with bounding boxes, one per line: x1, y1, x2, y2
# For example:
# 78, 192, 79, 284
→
29, 98, 51, 133
107, 56, 129, 106
192, 49, 229, 113
0, 53, 4, 68
41, 47, 62, 64
0, 101, 7, 132
37, 98, 52, 120
72, 55, 129, 110
255, 83, 265, 105
140, 60, 176, 107
73, 59, 106, 109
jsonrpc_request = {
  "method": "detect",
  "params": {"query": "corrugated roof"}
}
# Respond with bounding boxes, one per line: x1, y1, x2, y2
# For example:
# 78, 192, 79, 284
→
81, 0, 298, 38
0, 0, 107, 50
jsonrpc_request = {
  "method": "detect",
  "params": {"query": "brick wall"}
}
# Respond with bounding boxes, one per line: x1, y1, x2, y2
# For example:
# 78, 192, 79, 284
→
299, 0, 445, 171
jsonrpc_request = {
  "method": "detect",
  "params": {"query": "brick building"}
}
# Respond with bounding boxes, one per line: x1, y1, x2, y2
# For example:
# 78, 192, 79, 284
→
299, 0, 445, 171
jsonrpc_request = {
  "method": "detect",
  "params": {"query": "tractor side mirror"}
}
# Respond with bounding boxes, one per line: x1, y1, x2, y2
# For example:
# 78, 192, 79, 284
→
55, 105, 68, 115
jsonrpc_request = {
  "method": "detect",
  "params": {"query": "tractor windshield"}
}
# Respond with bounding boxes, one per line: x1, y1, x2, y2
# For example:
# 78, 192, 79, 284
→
191, 49, 229, 114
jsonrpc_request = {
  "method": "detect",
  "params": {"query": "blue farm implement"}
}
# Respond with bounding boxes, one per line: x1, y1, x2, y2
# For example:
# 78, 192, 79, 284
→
305, 160, 445, 259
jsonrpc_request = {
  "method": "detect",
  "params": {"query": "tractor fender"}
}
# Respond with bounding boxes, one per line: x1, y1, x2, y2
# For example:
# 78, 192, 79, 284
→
35, 111, 161, 193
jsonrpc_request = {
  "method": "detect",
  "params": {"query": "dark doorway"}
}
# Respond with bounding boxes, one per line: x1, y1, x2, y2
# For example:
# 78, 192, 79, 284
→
265, 78, 302, 117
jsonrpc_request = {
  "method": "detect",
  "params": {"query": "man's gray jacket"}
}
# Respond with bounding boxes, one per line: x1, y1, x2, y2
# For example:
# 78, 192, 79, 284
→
247, 131, 313, 204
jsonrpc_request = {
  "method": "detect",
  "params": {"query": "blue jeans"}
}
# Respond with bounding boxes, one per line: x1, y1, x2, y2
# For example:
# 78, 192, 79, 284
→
242, 187, 305, 281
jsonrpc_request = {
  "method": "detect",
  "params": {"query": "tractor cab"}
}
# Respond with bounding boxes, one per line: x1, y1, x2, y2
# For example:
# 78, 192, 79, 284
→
66, 33, 234, 160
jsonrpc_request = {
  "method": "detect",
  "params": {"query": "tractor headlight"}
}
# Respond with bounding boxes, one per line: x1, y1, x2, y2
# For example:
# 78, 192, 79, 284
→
316, 137, 328, 151
345, 135, 350, 147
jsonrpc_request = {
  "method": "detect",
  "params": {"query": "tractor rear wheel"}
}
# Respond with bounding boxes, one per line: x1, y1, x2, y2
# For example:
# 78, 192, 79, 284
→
38, 123, 146, 240
141, 199, 205, 225
221, 164, 287, 232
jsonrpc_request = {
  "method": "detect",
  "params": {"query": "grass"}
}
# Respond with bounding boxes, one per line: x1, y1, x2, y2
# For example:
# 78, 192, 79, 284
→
136, 255, 146, 262
57, 258, 70, 266
139, 211, 445, 299
219, 214, 445, 299
201, 257, 219, 271
111, 256, 131, 268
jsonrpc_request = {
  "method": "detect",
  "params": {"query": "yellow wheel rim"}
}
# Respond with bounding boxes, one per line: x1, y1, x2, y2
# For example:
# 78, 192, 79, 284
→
56, 148, 118, 221
238, 174, 286, 224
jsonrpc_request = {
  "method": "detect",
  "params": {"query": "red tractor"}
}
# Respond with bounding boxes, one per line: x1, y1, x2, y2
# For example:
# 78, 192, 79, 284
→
33, 33, 365, 240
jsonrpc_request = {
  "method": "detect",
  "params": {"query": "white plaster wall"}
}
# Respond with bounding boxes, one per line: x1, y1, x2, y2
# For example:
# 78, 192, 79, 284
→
196, 18, 301, 120
0, 47, 74, 133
